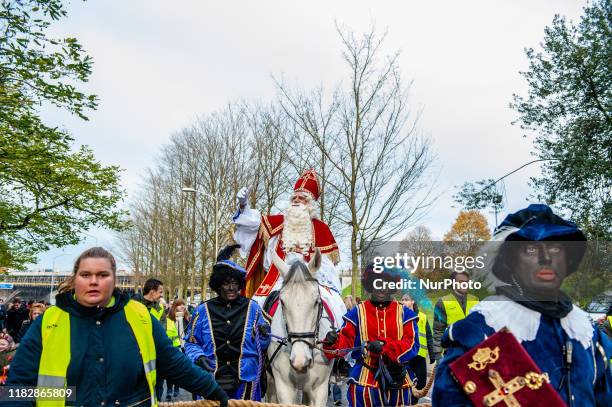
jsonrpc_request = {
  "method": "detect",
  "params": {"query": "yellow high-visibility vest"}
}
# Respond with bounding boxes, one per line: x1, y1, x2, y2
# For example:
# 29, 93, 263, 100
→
149, 304, 164, 321
608, 316, 612, 364
417, 311, 428, 358
166, 318, 180, 348
37, 300, 158, 407
441, 293, 479, 325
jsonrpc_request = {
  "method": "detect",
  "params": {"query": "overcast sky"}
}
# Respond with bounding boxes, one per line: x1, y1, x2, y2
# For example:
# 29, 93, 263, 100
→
32, 0, 587, 271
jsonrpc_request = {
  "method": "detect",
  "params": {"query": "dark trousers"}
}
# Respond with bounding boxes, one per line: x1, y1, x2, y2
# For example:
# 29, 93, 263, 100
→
409, 355, 427, 389
331, 382, 342, 402
408, 355, 428, 403
164, 381, 179, 399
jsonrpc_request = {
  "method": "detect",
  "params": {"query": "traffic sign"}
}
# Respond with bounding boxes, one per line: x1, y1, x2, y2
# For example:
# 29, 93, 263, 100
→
0, 283, 14, 289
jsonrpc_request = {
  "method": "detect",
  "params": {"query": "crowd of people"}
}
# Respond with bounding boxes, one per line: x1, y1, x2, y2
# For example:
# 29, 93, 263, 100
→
1, 280, 446, 404
1, 170, 611, 406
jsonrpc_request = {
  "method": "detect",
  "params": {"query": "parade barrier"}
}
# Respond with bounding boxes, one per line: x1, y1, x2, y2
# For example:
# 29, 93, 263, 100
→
411, 363, 436, 400
159, 402, 432, 407
157, 366, 436, 407
159, 401, 303, 407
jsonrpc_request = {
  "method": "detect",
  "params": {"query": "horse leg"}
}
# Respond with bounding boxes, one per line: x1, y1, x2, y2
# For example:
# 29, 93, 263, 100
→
272, 353, 298, 405
266, 374, 277, 403
301, 379, 330, 406
310, 383, 331, 407
303, 363, 332, 406
274, 376, 297, 405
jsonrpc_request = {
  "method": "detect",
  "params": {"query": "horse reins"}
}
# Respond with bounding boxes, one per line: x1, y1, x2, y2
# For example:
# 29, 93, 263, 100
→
280, 284, 324, 351
267, 283, 327, 372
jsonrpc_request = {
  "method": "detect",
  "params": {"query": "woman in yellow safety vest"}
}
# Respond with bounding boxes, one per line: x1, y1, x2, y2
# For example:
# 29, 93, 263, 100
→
6, 247, 228, 407
163, 299, 189, 401
401, 293, 435, 403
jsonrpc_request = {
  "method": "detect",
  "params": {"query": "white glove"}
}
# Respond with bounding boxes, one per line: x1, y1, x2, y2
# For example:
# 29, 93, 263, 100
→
237, 187, 249, 208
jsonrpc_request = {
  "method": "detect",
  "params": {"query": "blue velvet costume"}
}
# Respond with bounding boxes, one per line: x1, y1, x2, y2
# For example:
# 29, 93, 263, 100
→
432, 302, 612, 406
184, 297, 270, 400
184, 254, 270, 401
432, 205, 612, 406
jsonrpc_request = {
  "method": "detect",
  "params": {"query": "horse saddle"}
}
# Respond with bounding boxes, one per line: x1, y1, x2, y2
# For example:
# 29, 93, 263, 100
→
263, 290, 281, 317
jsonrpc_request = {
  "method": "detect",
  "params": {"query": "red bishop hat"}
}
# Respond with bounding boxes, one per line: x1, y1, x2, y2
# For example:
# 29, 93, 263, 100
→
293, 169, 321, 200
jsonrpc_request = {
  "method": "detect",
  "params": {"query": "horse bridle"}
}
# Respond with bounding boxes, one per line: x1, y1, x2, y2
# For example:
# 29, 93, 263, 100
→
280, 284, 323, 350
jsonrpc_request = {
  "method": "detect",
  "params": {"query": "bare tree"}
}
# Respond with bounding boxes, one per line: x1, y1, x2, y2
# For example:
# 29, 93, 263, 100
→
400, 225, 435, 258
118, 102, 298, 300
120, 26, 437, 299
243, 102, 292, 214
278, 24, 437, 295
273, 85, 347, 236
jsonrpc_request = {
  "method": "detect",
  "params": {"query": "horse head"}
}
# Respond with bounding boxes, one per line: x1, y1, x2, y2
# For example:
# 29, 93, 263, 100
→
272, 248, 322, 373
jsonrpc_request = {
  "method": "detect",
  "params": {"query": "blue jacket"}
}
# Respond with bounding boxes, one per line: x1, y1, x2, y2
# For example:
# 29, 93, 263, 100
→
7, 290, 223, 406
432, 299, 612, 406
184, 297, 269, 382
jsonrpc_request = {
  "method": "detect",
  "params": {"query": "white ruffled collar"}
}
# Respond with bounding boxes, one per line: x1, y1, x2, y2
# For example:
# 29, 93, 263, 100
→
470, 295, 593, 349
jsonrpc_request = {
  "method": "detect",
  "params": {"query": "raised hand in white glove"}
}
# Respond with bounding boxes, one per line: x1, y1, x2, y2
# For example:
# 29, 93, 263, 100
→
237, 186, 249, 209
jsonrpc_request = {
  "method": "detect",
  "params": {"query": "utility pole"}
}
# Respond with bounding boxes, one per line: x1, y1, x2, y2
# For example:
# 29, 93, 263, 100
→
181, 185, 197, 303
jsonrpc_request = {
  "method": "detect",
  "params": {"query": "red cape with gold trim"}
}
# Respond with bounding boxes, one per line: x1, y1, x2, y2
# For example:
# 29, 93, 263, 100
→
242, 214, 339, 297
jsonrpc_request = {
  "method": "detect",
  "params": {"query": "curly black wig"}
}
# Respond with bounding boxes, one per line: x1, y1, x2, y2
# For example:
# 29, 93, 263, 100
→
209, 244, 246, 294
209, 263, 246, 294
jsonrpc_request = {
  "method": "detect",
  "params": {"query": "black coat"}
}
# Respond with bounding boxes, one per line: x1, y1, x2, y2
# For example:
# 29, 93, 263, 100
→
15, 319, 33, 344
5, 305, 28, 339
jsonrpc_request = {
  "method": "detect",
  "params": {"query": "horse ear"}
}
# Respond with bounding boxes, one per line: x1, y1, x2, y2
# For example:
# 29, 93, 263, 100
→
271, 249, 289, 279
308, 248, 321, 275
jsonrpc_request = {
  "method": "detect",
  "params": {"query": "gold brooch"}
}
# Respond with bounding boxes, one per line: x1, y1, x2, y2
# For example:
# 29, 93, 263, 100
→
468, 346, 500, 371
524, 372, 550, 390
463, 381, 477, 394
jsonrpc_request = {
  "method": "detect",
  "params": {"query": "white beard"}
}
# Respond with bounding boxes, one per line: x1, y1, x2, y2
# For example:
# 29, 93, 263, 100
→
282, 204, 313, 254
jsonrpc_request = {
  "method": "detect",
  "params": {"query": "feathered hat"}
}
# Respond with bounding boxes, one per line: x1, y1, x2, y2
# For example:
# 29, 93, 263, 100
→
209, 244, 247, 293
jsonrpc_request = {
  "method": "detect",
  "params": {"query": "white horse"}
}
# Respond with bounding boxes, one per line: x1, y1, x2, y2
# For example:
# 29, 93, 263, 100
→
266, 249, 334, 406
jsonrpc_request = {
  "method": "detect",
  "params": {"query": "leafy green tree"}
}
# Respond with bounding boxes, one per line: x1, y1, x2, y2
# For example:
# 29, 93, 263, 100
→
1, 0, 96, 120
511, 0, 611, 240
453, 178, 504, 214
0, 0, 126, 267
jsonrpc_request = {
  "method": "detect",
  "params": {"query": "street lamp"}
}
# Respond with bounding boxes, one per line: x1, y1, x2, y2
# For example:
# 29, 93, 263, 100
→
476, 158, 557, 194
181, 185, 197, 302
50, 252, 72, 305
474, 158, 558, 225
205, 193, 220, 258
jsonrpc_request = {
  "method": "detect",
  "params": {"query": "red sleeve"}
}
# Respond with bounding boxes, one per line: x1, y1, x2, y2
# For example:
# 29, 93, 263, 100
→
381, 319, 418, 363
323, 320, 357, 360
